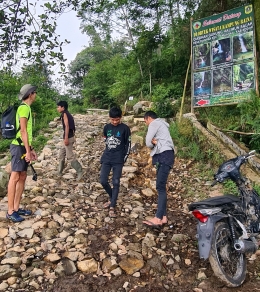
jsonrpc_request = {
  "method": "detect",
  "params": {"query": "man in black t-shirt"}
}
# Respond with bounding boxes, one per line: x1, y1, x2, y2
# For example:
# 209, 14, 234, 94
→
100, 106, 131, 218
57, 101, 83, 181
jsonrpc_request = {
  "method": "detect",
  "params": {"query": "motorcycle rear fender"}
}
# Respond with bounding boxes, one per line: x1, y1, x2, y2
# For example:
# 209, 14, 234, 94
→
196, 213, 227, 260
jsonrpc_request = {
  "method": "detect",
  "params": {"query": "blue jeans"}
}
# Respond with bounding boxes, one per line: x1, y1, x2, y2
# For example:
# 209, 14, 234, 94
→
100, 162, 123, 208
155, 163, 172, 219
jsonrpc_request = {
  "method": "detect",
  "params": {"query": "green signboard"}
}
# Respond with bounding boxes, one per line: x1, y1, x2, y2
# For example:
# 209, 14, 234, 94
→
191, 5, 255, 107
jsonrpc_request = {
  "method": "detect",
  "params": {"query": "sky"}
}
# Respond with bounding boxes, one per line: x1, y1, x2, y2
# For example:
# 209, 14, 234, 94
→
53, 9, 89, 75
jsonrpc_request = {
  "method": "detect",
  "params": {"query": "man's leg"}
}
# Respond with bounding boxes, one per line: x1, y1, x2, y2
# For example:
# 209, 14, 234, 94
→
100, 163, 112, 200
7, 171, 20, 214
110, 163, 123, 208
7, 144, 28, 221
66, 137, 76, 162
58, 147, 66, 175
14, 171, 27, 211
7, 171, 26, 222
155, 164, 171, 219
67, 137, 83, 180
58, 146, 66, 160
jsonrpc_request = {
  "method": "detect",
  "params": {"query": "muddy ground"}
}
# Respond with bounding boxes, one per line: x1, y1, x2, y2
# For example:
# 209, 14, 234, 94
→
49, 147, 260, 292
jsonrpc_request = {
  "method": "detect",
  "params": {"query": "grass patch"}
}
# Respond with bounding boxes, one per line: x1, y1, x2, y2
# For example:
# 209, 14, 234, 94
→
0, 139, 11, 152
33, 135, 49, 152
222, 180, 239, 195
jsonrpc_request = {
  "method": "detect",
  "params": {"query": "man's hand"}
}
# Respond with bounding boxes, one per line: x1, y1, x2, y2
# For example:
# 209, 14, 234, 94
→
25, 151, 37, 162
151, 138, 157, 145
64, 138, 69, 146
25, 152, 31, 163
31, 149, 38, 161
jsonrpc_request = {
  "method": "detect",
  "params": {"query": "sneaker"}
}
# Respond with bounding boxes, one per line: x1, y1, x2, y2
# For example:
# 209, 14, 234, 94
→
6, 211, 25, 222
17, 208, 32, 216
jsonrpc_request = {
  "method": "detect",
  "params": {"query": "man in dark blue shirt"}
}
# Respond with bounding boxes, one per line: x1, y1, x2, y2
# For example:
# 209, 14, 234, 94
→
100, 106, 131, 217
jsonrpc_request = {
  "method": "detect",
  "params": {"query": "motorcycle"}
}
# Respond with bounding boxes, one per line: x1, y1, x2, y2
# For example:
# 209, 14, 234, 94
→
189, 150, 260, 287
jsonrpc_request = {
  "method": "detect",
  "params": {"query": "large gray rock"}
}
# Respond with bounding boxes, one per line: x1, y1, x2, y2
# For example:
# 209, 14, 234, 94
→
133, 102, 143, 115
133, 101, 152, 115
0, 170, 9, 197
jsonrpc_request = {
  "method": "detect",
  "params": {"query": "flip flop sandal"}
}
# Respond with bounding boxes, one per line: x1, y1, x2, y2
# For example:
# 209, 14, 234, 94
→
103, 202, 111, 208
143, 220, 162, 230
109, 208, 117, 218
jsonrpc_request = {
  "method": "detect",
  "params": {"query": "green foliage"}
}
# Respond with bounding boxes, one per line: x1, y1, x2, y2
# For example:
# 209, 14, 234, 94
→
69, 99, 86, 114
194, 0, 248, 20
0, 72, 21, 112
169, 119, 224, 165
0, 139, 12, 152
194, 90, 260, 151
151, 84, 183, 118
33, 135, 49, 152
0, 1, 70, 69
152, 99, 174, 118
252, 183, 260, 194
222, 180, 239, 195
237, 91, 260, 149
169, 121, 203, 160
0, 65, 64, 154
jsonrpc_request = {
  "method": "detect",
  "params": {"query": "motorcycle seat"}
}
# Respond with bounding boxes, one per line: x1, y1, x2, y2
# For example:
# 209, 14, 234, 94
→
188, 194, 241, 211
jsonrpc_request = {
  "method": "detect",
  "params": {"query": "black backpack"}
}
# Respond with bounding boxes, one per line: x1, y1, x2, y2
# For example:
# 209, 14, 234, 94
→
1, 104, 30, 139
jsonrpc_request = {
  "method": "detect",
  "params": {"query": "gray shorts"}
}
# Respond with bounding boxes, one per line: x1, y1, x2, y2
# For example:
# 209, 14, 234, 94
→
10, 144, 28, 172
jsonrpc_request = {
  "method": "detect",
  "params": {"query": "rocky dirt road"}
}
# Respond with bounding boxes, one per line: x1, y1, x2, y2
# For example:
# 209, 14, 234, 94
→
0, 112, 260, 292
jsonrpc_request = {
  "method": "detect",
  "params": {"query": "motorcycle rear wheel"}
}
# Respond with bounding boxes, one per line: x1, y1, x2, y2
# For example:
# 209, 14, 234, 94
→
209, 221, 246, 287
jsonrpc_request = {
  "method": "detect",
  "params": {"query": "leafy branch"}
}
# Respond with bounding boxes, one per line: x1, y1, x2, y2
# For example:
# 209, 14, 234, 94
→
0, 0, 86, 70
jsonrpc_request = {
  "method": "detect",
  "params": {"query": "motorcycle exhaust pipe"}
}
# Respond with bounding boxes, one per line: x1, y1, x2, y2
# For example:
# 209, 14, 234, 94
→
234, 239, 258, 254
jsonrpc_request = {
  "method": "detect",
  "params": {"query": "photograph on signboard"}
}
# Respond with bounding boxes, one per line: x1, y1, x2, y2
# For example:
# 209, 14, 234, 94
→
213, 66, 232, 95
233, 31, 254, 62
193, 70, 211, 97
212, 38, 231, 65
193, 43, 211, 69
233, 61, 254, 92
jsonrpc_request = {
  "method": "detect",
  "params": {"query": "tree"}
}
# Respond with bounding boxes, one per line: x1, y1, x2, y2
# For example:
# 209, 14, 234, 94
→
0, 72, 20, 112
68, 49, 91, 88
0, 0, 79, 69
68, 31, 128, 98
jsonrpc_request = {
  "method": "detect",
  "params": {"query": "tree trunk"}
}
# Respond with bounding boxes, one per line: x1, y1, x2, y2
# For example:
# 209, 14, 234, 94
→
119, 6, 144, 78
253, 0, 260, 52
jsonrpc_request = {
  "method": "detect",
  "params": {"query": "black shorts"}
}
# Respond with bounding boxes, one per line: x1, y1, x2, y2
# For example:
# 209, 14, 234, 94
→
10, 144, 28, 172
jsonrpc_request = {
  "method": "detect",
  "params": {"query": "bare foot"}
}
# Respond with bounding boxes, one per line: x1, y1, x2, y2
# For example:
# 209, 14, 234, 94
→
103, 201, 111, 208
162, 216, 168, 224
143, 217, 163, 226
109, 207, 117, 218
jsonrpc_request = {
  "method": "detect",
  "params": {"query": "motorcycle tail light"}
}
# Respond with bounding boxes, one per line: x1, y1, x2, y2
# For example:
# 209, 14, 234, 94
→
192, 210, 209, 223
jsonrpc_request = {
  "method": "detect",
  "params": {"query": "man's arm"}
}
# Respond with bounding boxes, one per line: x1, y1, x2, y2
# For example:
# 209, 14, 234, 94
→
124, 126, 131, 163
20, 117, 31, 162
63, 113, 70, 146
146, 122, 158, 148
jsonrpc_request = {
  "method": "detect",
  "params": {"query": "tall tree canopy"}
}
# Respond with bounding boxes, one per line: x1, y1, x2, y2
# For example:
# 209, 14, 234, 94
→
0, 0, 82, 69
0, 0, 259, 113
0, 0, 256, 68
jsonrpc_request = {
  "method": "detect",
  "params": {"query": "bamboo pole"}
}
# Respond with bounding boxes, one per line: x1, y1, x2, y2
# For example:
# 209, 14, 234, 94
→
179, 55, 191, 122
190, 17, 194, 114
253, 2, 259, 96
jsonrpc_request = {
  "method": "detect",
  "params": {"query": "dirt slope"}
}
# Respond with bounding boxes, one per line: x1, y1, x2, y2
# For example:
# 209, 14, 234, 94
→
49, 146, 260, 292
